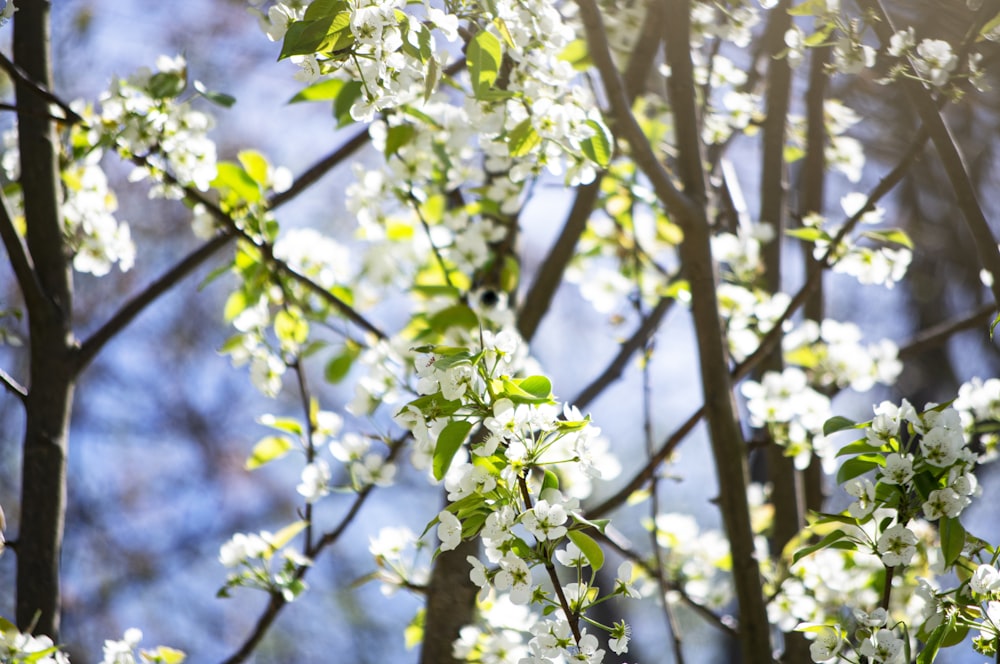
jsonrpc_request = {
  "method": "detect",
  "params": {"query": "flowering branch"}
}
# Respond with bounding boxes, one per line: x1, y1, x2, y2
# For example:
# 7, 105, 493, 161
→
517, 0, 665, 342
855, 0, 1000, 309
128, 152, 388, 341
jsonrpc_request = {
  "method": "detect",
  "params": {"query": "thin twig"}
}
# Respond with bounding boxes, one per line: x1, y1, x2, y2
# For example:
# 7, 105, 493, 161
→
221, 435, 408, 664
572, 293, 674, 409
0, 52, 82, 124
74, 231, 236, 374
129, 152, 388, 341
0, 366, 27, 401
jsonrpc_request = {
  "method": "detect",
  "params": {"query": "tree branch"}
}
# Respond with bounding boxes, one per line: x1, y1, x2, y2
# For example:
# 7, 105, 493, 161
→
571, 293, 674, 409
74, 230, 237, 374
0, 366, 27, 401
129, 153, 388, 341
517, 2, 666, 342
267, 127, 370, 210
0, 52, 82, 125
221, 435, 407, 664
0, 185, 45, 310
855, 0, 1000, 310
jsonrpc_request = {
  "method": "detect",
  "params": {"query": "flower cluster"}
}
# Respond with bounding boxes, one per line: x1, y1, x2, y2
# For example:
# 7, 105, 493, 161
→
217, 524, 311, 602
389, 327, 628, 662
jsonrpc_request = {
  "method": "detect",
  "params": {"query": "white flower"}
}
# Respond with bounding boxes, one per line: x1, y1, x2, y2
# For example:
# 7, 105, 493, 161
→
858, 628, 903, 663
888, 27, 915, 57
614, 561, 640, 598
808, 627, 842, 662
494, 551, 532, 604
880, 453, 914, 485
521, 499, 568, 541
608, 621, 631, 655
922, 487, 968, 520
913, 38, 958, 87
876, 524, 918, 567
845, 477, 876, 519
296, 460, 332, 503
437, 510, 462, 551
971, 564, 1000, 595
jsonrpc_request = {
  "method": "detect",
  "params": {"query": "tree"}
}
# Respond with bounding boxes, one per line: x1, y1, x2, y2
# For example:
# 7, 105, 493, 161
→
2, 0, 1000, 662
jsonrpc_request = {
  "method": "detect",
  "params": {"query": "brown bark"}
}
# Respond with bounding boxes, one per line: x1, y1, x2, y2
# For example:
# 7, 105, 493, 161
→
13, 0, 76, 639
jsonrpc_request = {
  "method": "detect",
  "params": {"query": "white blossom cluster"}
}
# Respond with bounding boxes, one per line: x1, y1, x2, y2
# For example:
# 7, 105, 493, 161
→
388, 325, 628, 662
0, 624, 184, 664
0, 123, 135, 277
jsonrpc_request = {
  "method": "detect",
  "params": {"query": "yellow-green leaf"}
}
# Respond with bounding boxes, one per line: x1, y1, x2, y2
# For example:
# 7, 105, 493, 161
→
246, 435, 294, 470
466, 30, 502, 98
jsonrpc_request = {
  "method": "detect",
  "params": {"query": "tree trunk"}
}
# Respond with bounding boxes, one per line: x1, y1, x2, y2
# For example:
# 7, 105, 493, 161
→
13, 0, 76, 639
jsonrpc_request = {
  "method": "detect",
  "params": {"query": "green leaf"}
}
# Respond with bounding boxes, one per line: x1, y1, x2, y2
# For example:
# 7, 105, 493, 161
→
940, 516, 966, 566
212, 162, 262, 204
836, 440, 884, 457
917, 611, 956, 664
223, 290, 248, 322
786, 227, 830, 243
466, 30, 502, 98
791, 528, 850, 565
501, 377, 553, 405
149, 71, 186, 99
823, 415, 858, 436
507, 119, 540, 158
423, 56, 439, 104
385, 123, 416, 157
518, 376, 552, 399
581, 119, 612, 168
558, 39, 591, 70
427, 304, 479, 334
836, 455, 882, 484
788, 0, 829, 16
279, 12, 353, 60
979, 10, 1000, 40
334, 80, 364, 127
325, 342, 360, 383
567, 530, 605, 571
492, 17, 516, 49
304, 0, 346, 20
541, 469, 559, 493
274, 309, 309, 345
290, 78, 345, 103
992, 311, 1000, 340
238, 150, 270, 187
861, 228, 914, 249
246, 435, 294, 470
433, 419, 473, 481
193, 80, 235, 107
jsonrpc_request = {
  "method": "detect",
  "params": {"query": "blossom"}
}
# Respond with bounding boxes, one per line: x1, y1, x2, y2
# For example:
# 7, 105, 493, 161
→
296, 460, 331, 503
845, 477, 876, 519
876, 524, 918, 567
437, 510, 462, 551
913, 39, 958, 87
971, 564, 1000, 595
808, 627, 842, 662
879, 453, 914, 486
614, 562, 640, 598
521, 500, 568, 541
858, 628, 903, 663
922, 487, 968, 520
608, 621, 631, 655
494, 551, 532, 604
